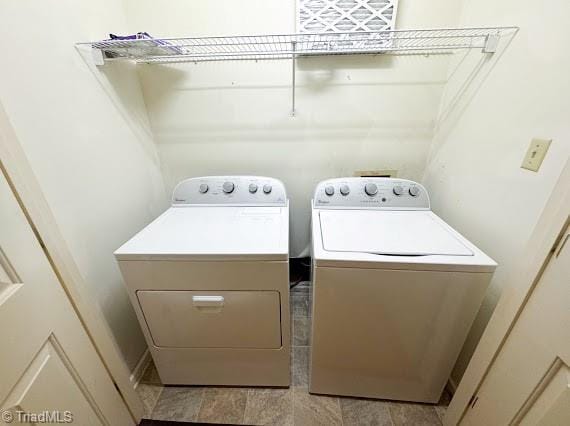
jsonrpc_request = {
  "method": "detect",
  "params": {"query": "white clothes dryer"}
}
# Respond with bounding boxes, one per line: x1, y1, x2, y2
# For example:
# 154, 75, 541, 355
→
115, 176, 290, 386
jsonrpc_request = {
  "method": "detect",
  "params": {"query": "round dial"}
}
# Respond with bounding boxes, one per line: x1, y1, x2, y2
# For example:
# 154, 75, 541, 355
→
409, 186, 420, 197
325, 185, 335, 196
393, 185, 404, 196
198, 183, 209, 194
340, 184, 350, 196
249, 183, 258, 193
364, 183, 378, 196
222, 181, 235, 194
263, 184, 272, 194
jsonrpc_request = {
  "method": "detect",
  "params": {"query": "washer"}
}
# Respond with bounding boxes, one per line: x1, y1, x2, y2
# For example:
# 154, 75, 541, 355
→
309, 177, 496, 402
115, 176, 290, 386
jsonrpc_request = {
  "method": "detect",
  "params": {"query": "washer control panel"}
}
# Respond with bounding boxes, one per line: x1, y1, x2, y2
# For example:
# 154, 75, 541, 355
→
172, 176, 287, 206
314, 178, 430, 210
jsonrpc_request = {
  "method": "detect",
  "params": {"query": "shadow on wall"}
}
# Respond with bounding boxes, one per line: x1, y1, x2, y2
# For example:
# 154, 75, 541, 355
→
74, 40, 516, 149
84, 47, 511, 255
431, 31, 519, 157
422, 29, 525, 385
74, 44, 174, 166
135, 53, 459, 143
297, 54, 396, 92
136, 51, 504, 255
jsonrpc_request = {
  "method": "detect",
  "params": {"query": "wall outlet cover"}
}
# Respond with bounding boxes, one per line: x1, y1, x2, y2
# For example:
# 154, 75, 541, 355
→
521, 138, 552, 172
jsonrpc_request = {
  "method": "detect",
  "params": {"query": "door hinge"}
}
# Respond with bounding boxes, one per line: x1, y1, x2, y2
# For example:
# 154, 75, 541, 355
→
469, 394, 479, 409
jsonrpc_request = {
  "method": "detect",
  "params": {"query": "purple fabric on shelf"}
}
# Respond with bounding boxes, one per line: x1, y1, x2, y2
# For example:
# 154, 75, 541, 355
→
108, 32, 153, 41
97, 32, 183, 55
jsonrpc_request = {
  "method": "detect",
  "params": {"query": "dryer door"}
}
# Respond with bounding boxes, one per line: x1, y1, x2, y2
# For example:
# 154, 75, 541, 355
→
137, 290, 282, 349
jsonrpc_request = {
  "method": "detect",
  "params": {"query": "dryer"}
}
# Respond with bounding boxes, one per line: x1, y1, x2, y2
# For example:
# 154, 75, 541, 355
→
309, 177, 496, 402
115, 176, 290, 386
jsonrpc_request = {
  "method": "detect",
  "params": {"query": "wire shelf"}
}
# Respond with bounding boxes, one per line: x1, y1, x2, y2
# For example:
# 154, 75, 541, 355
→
79, 27, 518, 64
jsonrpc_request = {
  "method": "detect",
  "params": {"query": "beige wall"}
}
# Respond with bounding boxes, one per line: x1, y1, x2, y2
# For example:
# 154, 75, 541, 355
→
124, 0, 463, 255
423, 0, 570, 384
0, 1, 168, 370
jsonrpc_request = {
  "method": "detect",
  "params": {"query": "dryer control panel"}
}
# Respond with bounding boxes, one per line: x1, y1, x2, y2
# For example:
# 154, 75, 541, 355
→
313, 178, 430, 210
172, 176, 287, 206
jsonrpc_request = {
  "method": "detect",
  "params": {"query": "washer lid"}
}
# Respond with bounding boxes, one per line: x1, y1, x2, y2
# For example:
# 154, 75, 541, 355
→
115, 205, 288, 261
319, 210, 473, 256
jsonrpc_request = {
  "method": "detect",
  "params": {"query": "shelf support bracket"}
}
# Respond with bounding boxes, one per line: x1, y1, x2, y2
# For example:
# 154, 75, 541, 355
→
92, 48, 105, 66
291, 41, 297, 117
483, 34, 500, 53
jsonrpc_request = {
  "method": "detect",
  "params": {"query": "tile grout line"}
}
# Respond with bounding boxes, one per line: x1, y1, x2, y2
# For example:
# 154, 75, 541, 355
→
193, 387, 205, 423
291, 384, 295, 425
242, 388, 253, 425
149, 385, 164, 418
387, 402, 395, 426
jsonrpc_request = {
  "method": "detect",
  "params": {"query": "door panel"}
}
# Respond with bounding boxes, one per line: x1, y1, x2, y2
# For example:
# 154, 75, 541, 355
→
0, 171, 133, 425
462, 223, 570, 425
3, 337, 103, 425
0, 246, 19, 284
520, 360, 570, 426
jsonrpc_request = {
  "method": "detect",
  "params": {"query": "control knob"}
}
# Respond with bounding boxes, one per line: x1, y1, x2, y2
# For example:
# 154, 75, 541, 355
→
249, 183, 258, 193
325, 186, 335, 196
393, 185, 404, 196
222, 181, 235, 194
199, 183, 209, 194
263, 184, 272, 194
409, 186, 420, 197
364, 183, 378, 196
340, 184, 350, 196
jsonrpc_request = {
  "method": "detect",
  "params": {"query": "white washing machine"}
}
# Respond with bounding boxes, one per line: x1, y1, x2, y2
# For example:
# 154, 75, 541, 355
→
309, 177, 496, 403
115, 176, 290, 386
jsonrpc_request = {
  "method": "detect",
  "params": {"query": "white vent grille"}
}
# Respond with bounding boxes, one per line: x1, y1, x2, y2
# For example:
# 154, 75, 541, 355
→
297, 0, 398, 33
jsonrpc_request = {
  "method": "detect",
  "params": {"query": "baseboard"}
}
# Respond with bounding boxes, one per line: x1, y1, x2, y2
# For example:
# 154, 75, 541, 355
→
130, 349, 152, 389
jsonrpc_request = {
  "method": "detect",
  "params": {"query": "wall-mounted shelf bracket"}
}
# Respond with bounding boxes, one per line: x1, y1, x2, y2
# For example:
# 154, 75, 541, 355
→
92, 48, 105, 66
483, 34, 500, 53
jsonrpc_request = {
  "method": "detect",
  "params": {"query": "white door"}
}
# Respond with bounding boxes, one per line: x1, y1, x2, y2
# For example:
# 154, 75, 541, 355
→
0, 171, 134, 425
462, 222, 570, 425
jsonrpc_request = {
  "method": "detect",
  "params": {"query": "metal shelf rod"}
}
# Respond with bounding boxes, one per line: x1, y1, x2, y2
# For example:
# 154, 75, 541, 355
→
291, 41, 297, 117
76, 26, 518, 45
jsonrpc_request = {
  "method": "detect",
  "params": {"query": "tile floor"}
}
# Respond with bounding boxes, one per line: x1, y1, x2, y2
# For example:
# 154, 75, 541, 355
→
136, 282, 450, 425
